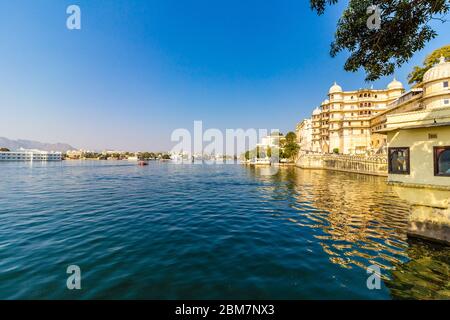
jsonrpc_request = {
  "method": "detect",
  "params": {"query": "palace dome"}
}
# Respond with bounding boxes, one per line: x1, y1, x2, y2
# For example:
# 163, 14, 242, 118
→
329, 82, 343, 94
312, 107, 321, 115
423, 56, 450, 83
387, 78, 404, 90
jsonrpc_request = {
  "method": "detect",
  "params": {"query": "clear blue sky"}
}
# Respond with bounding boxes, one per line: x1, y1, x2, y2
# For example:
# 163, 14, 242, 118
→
0, 0, 449, 151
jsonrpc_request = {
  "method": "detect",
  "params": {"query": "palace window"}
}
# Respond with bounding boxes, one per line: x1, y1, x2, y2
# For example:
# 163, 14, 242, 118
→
444, 81, 448, 88
434, 147, 450, 176
444, 99, 449, 105
388, 147, 410, 175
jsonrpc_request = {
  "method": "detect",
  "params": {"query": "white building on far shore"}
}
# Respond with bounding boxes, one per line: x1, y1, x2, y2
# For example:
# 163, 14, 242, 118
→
296, 118, 313, 152
257, 133, 286, 149
0, 149, 62, 161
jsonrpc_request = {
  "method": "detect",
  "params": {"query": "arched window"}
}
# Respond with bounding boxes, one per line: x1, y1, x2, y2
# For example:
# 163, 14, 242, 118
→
434, 147, 450, 176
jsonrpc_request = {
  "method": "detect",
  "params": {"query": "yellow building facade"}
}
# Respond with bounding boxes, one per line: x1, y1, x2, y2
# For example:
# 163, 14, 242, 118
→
375, 56, 450, 188
310, 80, 404, 154
379, 56, 450, 244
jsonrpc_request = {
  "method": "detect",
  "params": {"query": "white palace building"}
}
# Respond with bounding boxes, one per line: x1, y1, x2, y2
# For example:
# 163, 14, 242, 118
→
0, 149, 62, 161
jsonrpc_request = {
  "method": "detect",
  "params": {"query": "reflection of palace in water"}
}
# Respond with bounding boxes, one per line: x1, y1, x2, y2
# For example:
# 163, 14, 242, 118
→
385, 239, 450, 299
289, 169, 410, 272
249, 166, 411, 271
248, 166, 449, 299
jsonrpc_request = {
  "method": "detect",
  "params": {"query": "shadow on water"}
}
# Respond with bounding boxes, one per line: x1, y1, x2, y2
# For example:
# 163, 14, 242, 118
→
247, 166, 449, 299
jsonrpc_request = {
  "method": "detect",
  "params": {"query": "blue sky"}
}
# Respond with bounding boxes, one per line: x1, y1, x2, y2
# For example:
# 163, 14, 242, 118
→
0, 0, 449, 151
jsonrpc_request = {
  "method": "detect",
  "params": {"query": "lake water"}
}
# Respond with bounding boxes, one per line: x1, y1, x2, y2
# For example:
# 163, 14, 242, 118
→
0, 161, 448, 299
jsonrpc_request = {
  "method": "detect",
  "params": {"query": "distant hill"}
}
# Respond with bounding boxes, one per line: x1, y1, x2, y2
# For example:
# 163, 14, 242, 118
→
0, 137, 75, 152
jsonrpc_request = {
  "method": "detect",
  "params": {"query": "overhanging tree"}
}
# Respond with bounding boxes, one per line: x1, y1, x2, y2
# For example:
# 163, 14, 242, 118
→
282, 132, 300, 161
408, 44, 450, 84
311, 0, 450, 81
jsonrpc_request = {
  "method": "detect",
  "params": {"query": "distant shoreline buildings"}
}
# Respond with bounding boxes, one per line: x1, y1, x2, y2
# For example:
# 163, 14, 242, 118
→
0, 149, 62, 161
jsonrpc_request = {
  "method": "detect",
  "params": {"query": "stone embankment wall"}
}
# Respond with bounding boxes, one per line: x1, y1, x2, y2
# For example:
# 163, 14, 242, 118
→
296, 154, 388, 177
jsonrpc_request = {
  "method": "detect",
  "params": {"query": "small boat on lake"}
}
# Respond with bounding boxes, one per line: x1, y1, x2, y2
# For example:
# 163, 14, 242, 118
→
138, 160, 149, 166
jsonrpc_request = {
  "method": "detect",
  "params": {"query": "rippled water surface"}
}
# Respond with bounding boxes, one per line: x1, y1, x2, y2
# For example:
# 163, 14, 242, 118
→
0, 161, 448, 299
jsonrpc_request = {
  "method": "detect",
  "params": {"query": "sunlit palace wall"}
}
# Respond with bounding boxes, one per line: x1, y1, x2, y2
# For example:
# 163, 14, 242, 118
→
303, 79, 404, 155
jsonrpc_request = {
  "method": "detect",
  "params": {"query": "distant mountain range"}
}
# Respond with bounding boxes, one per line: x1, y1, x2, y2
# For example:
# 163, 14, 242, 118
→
0, 137, 75, 152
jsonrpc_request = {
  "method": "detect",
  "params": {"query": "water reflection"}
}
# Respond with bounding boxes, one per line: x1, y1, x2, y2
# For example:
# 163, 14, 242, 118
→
386, 239, 450, 299
247, 166, 449, 299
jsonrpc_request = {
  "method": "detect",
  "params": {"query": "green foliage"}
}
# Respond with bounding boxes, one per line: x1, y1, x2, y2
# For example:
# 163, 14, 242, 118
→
408, 45, 450, 84
311, 0, 450, 81
161, 154, 171, 160
84, 152, 101, 159
139, 152, 156, 160
244, 151, 251, 160
283, 142, 300, 160
333, 148, 339, 154
0, 148, 10, 152
256, 146, 261, 158
285, 132, 297, 144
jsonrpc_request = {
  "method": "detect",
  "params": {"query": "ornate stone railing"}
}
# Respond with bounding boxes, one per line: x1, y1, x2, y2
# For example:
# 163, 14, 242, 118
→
296, 153, 388, 176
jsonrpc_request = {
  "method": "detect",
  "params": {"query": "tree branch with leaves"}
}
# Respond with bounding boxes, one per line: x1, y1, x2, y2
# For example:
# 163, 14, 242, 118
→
311, 0, 450, 81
